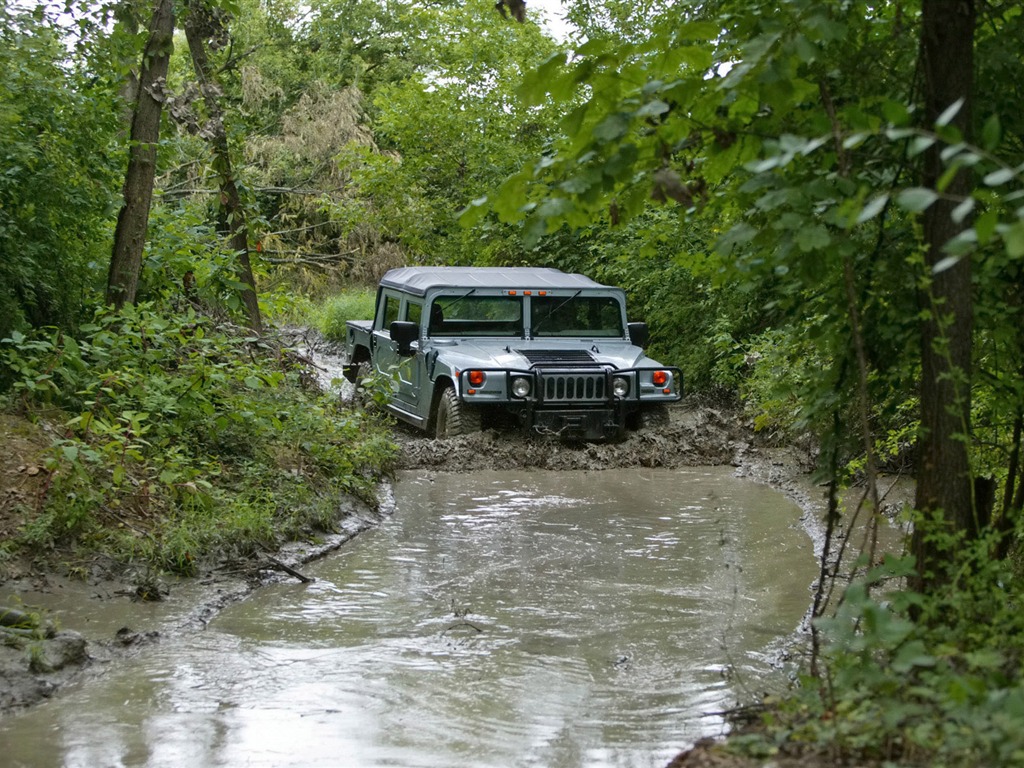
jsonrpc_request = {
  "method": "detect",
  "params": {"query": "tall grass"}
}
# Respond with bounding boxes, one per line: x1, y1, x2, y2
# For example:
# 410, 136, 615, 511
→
317, 289, 377, 341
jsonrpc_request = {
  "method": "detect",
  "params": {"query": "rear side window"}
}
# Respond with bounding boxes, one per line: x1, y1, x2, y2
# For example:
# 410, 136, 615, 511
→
405, 301, 423, 327
380, 294, 400, 330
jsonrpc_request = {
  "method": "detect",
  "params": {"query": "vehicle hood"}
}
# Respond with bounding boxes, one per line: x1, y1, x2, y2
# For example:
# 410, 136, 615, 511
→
428, 338, 661, 372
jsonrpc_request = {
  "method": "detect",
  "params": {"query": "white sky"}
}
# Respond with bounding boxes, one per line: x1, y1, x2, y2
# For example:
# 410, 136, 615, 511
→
530, 0, 574, 41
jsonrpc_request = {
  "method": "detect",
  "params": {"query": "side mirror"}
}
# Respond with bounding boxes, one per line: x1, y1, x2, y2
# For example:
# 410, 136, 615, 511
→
390, 320, 419, 356
627, 322, 649, 348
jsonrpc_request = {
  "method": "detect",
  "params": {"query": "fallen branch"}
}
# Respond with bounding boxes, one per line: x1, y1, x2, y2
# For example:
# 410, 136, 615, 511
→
441, 620, 483, 636
260, 249, 357, 264
262, 554, 315, 583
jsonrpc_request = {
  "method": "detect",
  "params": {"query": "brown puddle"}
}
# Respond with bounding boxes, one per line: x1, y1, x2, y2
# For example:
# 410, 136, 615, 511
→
0, 467, 816, 768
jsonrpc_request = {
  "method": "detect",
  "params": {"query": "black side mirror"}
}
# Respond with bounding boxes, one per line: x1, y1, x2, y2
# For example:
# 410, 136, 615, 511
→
390, 320, 419, 356
627, 322, 649, 348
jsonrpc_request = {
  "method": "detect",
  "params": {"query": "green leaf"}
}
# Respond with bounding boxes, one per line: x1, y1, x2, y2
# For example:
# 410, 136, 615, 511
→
951, 197, 974, 225
891, 640, 936, 673
975, 208, 999, 245
842, 132, 868, 149
519, 52, 568, 105
536, 197, 574, 219
881, 100, 911, 127
981, 114, 1002, 151
522, 214, 548, 250
856, 194, 889, 225
908, 135, 936, 157
593, 113, 631, 143
896, 187, 938, 212
458, 196, 489, 227
932, 254, 962, 274
942, 229, 977, 256
796, 224, 831, 252
715, 223, 757, 254
602, 144, 639, 180
634, 100, 670, 120
935, 97, 964, 127
885, 127, 916, 141
964, 648, 1005, 670
1005, 221, 1024, 258
983, 167, 1015, 186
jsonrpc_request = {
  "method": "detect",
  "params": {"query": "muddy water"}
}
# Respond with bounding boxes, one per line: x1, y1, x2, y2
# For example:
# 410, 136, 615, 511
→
1, 467, 815, 768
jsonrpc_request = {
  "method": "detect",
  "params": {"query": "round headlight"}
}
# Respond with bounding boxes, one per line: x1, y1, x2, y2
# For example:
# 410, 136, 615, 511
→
612, 376, 630, 398
512, 376, 531, 398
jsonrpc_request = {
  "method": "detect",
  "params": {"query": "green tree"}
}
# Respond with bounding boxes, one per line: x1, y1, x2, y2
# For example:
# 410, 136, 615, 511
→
490, 0, 1024, 576
107, 0, 176, 308
183, 0, 262, 330
911, 0, 976, 588
358, 0, 562, 265
0, 3, 121, 338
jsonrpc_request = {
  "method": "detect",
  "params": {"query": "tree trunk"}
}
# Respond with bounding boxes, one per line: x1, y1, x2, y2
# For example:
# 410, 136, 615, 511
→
106, 0, 175, 308
911, 0, 976, 591
184, 3, 262, 332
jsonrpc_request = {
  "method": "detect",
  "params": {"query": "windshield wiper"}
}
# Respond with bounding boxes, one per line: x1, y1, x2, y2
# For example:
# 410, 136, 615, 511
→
532, 290, 581, 336
437, 288, 476, 316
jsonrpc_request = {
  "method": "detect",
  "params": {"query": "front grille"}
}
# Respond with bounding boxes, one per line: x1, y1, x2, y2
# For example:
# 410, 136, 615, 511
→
541, 372, 607, 402
518, 349, 596, 365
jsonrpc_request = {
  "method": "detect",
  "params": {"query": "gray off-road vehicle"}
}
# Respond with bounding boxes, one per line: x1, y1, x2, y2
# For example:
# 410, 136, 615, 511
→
343, 266, 682, 441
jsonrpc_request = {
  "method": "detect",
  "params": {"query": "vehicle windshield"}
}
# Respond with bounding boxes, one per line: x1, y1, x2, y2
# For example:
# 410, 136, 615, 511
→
428, 295, 523, 337
530, 295, 624, 338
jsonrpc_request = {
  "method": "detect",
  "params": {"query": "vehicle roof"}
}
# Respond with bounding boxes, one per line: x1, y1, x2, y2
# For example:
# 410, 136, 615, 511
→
378, 266, 614, 297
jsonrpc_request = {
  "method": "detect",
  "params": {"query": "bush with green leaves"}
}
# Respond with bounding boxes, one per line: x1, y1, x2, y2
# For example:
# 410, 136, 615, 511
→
1, 304, 396, 574
733, 540, 1024, 767
0, 5, 121, 340
317, 290, 378, 342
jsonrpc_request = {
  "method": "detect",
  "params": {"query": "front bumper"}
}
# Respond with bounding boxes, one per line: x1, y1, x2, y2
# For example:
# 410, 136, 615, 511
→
456, 366, 682, 440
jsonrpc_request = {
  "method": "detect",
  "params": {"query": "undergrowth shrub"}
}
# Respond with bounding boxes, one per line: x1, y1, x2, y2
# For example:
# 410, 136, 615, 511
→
740, 537, 1024, 767
316, 289, 378, 342
0, 303, 396, 574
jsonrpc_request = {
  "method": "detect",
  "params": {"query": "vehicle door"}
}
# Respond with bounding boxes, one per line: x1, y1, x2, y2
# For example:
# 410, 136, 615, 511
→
372, 292, 422, 411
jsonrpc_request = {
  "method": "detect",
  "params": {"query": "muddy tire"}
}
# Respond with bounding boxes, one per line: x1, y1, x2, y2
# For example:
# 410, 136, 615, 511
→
435, 385, 481, 438
640, 405, 671, 430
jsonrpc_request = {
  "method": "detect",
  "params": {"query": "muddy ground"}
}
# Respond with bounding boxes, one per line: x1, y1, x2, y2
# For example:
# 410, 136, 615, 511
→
0, 401, 884, 766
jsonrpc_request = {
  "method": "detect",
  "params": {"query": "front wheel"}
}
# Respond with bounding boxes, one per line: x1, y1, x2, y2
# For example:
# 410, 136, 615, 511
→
639, 405, 671, 430
435, 385, 481, 438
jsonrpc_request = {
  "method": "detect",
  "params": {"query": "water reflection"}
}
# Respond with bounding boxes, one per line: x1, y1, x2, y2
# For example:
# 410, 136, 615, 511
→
1, 467, 815, 768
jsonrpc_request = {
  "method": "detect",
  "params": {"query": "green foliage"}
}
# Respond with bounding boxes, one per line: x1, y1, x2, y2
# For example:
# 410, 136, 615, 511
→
483, 2, 1024, 763
745, 544, 1024, 767
348, 0, 563, 264
0, 5, 121, 339
0, 305, 396, 574
316, 290, 377, 342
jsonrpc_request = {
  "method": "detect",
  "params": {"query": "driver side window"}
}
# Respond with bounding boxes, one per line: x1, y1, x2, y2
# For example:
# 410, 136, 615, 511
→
404, 301, 423, 328
380, 294, 400, 332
